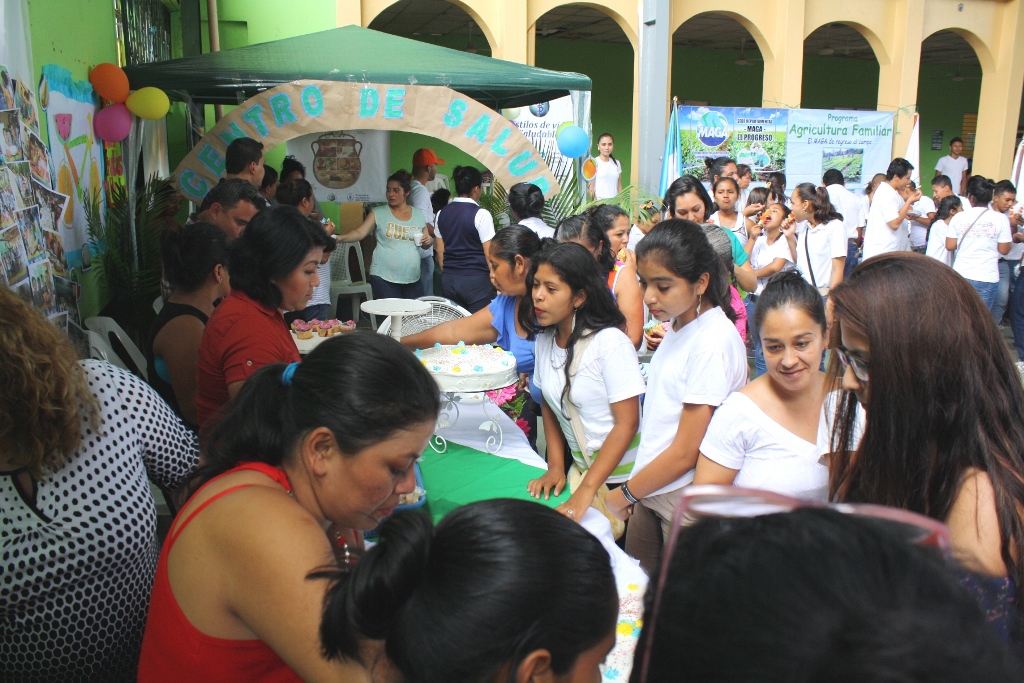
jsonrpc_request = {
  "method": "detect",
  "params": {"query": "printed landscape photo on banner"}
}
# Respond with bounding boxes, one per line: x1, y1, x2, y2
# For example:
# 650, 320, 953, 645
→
17, 206, 45, 262
16, 79, 39, 134
7, 160, 33, 209
0, 67, 16, 110
28, 258, 54, 311
0, 223, 28, 285
0, 109, 22, 163
22, 121, 52, 186
53, 274, 80, 325
43, 228, 67, 275
32, 180, 67, 232
0, 169, 16, 225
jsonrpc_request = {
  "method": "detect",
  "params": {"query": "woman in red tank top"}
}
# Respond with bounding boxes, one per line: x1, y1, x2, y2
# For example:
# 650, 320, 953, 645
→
138, 332, 440, 682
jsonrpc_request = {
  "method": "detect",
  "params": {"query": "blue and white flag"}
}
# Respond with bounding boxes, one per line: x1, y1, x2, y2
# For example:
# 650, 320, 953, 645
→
659, 100, 682, 199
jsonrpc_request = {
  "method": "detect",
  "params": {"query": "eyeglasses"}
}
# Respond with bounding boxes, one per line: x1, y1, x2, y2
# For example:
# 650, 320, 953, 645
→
633, 485, 950, 683
835, 346, 870, 383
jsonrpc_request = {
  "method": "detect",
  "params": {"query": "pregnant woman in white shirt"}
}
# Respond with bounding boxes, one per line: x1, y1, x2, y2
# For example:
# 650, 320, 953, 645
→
694, 270, 830, 500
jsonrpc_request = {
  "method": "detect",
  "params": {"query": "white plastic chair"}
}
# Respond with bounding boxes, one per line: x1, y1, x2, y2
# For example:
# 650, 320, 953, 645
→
377, 297, 470, 336
85, 316, 148, 380
86, 330, 130, 373
329, 242, 376, 328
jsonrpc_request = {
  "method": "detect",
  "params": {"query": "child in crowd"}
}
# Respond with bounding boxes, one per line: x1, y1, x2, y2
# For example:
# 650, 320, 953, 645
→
605, 221, 747, 573
709, 176, 745, 242
745, 203, 796, 376
925, 195, 962, 266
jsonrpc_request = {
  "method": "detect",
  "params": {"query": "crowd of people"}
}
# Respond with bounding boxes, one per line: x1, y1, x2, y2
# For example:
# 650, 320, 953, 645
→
6, 130, 1024, 682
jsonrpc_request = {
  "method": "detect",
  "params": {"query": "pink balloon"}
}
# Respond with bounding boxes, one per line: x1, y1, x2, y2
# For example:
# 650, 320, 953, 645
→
93, 103, 132, 142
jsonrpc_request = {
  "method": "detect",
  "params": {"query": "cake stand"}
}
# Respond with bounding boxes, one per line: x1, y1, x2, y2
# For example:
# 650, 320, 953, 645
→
360, 298, 431, 340
429, 390, 506, 455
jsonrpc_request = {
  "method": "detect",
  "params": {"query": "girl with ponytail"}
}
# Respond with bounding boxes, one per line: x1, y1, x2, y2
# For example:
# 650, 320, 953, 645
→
317, 499, 618, 682
790, 182, 847, 297
606, 220, 748, 573
139, 332, 440, 682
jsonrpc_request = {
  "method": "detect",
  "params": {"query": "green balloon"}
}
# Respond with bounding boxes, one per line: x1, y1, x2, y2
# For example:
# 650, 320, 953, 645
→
556, 120, 574, 137
502, 108, 521, 120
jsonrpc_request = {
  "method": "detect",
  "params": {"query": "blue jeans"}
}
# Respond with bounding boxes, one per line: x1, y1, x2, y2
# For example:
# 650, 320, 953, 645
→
1010, 264, 1024, 360
745, 295, 765, 378
844, 239, 860, 280
967, 278, 999, 311
992, 259, 1013, 324
369, 275, 422, 301
419, 254, 435, 297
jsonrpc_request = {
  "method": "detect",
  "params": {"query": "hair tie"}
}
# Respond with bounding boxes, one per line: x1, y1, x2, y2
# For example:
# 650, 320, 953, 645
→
281, 361, 300, 387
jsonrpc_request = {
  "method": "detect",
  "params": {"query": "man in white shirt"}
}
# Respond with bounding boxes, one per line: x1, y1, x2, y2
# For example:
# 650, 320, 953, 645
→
903, 180, 935, 254
934, 137, 969, 195
823, 169, 862, 277
410, 148, 444, 297
992, 180, 1024, 324
862, 158, 919, 260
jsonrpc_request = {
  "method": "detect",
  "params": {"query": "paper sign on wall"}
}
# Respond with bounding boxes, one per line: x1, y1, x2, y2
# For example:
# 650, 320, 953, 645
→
285, 130, 389, 203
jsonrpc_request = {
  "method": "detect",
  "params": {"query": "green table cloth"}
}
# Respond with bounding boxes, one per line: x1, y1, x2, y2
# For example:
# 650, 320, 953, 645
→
419, 441, 569, 524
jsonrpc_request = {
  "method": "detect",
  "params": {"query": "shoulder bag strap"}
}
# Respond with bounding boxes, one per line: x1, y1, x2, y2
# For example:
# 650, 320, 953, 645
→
802, 226, 818, 289
564, 331, 595, 468
953, 209, 987, 265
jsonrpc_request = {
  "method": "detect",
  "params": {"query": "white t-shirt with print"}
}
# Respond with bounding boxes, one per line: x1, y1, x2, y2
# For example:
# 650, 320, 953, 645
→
630, 307, 747, 498
700, 392, 828, 501
935, 155, 969, 188
750, 233, 795, 294
862, 181, 910, 259
948, 207, 1011, 283
909, 195, 936, 248
925, 219, 952, 266
795, 218, 847, 290
534, 327, 646, 483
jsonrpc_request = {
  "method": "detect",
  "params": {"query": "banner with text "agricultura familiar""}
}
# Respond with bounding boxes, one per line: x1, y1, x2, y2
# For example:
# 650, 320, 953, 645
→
173, 81, 559, 203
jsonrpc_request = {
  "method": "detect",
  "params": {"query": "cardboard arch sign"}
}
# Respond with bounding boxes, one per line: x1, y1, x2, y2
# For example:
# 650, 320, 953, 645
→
174, 80, 560, 202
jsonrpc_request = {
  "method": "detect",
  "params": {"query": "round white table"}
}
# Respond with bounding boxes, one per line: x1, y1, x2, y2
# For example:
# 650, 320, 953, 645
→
360, 298, 431, 339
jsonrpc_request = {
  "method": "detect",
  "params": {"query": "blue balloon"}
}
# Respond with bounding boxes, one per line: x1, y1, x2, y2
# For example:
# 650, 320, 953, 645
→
556, 125, 590, 159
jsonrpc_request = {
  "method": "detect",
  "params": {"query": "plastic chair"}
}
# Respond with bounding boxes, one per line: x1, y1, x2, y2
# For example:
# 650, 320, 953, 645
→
377, 297, 470, 336
153, 296, 164, 314
329, 242, 376, 328
86, 330, 131, 373
85, 316, 148, 380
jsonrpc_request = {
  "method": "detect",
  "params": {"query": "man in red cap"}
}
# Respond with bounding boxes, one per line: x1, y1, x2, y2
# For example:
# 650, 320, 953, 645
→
411, 148, 445, 296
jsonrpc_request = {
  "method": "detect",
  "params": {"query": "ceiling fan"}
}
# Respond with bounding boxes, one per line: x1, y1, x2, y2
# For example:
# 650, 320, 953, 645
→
464, 21, 478, 53
818, 25, 835, 56
946, 56, 981, 81
735, 37, 761, 65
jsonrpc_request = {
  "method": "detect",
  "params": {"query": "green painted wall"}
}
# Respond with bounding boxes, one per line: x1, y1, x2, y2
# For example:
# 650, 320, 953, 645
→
28, 0, 118, 319
671, 45, 764, 108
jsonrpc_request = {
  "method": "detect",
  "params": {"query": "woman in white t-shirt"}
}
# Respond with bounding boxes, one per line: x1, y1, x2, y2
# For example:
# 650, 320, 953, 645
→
790, 183, 847, 297
945, 179, 1012, 311
708, 176, 746, 242
588, 133, 622, 200
745, 202, 796, 377
694, 271, 829, 500
925, 195, 963, 266
525, 242, 645, 525
605, 221, 748, 573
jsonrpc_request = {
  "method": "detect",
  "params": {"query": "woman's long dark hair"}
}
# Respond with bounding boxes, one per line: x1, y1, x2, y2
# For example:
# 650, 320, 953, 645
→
635, 220, 737, 323
554, 213, 615, 275
929, 195, 962, 241
828, 252, 1024, 616
519, 241, 626, 406
793, 182, 843, 225
193, 333, 440, 489
318, 499, 617, 682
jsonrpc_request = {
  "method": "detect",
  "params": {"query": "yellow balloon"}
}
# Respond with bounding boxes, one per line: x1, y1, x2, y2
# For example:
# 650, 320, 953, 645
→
501, 108, 521, 121
125, 87, 170, 120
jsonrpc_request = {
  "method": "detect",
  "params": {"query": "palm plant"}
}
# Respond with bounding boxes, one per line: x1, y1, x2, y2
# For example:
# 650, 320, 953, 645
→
86, 175, 171, 345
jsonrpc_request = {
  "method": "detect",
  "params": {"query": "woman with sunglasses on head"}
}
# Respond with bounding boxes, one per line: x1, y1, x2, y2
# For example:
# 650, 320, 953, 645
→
630, 502, 1021, 683
556, 209, 644, 349
825, 252, 1024, 644
606, 222, 747, 573
523, 242, 645, 524
693, 272, 829, 500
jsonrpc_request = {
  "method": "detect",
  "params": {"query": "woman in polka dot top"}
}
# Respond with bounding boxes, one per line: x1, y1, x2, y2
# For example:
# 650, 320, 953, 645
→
0, 287, 200, 682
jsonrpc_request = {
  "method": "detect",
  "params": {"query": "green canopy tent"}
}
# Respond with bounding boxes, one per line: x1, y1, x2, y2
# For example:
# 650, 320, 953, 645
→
122, 24, 591, 109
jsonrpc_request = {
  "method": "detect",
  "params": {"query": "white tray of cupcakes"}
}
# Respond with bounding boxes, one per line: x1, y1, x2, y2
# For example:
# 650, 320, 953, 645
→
290, 318, 357, 353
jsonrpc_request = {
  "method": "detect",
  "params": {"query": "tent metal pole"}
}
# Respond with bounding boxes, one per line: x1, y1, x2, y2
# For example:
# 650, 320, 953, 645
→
207, 0, 224, 121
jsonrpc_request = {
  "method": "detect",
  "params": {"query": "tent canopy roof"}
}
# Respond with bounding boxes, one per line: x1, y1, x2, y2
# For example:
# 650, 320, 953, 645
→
123, 25, 591, 109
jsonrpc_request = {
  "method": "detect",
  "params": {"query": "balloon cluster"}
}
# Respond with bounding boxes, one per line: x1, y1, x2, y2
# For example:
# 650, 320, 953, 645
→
89, 63, 170, 143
